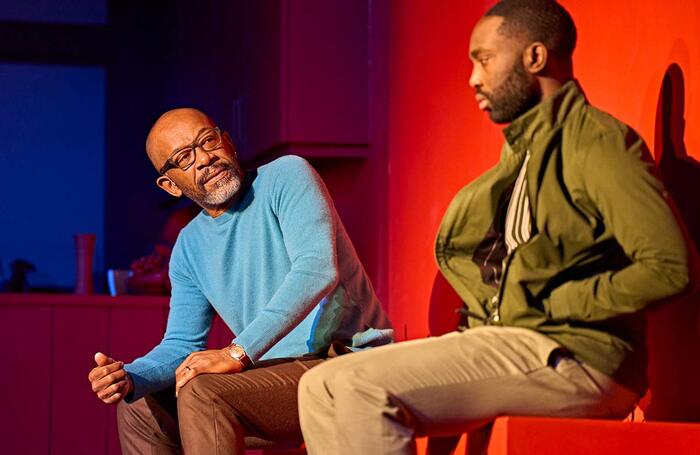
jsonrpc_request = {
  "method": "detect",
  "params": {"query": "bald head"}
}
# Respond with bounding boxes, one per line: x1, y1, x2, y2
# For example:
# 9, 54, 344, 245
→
146, 108, 216, 170
148, 108, 244, 217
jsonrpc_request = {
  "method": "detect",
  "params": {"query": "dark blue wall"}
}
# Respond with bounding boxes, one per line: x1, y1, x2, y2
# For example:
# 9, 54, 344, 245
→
0, 1, 246, 290
0, 63, 105, 289
0, 0, 106, 24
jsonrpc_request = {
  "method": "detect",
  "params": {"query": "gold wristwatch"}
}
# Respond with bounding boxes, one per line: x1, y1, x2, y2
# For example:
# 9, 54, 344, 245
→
227, 343, 253, 369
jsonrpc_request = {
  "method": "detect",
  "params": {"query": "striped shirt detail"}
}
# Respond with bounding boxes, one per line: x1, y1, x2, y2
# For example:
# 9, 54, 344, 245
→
504, 152, 532, 253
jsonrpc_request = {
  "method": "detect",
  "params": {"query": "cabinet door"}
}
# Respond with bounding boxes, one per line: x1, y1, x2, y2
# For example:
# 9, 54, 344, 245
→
282, 0, 369, 145
51, 306, 110, 454
0, 306, 52, 455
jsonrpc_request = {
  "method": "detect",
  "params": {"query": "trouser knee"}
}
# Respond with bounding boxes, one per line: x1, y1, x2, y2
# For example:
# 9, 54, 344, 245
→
116, 398, 146, 434
177, 374, 251, 453
298, 366, 321, 402
177, 376, 215, 423
116, 396, 183, 455
299, 355, 374, 411
176, 375, 246, 431
298, 359, 341, 404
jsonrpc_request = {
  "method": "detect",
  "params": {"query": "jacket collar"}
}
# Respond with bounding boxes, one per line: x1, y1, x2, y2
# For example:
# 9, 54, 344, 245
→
502, 79, 586, 155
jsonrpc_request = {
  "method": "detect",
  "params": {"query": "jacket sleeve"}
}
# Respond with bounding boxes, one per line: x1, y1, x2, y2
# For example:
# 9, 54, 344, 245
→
231, 156, 339, 360
545, 129, 689, 322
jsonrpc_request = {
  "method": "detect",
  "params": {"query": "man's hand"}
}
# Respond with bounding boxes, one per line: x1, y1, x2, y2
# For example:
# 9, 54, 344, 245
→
175, 349, 244, 397
88, 352, 133, 404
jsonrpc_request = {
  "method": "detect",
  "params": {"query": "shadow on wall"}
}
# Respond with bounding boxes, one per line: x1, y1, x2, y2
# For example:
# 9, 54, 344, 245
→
428, 272, 463, 338
644, 63, 700, 422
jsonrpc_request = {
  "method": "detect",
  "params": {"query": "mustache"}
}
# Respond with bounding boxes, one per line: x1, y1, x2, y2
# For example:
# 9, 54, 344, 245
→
475, 88, 491, 100
197, 162, 235, 187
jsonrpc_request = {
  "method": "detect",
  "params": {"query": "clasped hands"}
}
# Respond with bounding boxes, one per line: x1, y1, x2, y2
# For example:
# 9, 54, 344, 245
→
88, 348, 245, 404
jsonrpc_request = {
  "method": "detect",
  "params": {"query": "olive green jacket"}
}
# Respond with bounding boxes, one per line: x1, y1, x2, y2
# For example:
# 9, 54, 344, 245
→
435, 80, 689, 394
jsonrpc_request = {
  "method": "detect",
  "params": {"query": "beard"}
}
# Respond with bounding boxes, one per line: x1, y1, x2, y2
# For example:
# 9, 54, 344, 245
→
181, 162, 244, 209
480, 59, 540, 124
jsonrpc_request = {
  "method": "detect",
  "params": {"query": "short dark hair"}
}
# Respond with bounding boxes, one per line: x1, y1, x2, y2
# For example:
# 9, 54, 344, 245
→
485, 0, 577, 60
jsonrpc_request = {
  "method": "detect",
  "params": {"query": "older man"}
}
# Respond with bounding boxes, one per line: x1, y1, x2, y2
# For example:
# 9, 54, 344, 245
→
298, 1, 690, 453
87, 108, 392, 453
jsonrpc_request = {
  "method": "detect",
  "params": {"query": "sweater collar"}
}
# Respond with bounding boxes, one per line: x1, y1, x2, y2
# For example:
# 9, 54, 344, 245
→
502, 79, 586, 155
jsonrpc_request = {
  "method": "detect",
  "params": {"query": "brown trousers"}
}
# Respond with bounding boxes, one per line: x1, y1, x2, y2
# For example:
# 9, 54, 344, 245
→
117, 357, 324, 454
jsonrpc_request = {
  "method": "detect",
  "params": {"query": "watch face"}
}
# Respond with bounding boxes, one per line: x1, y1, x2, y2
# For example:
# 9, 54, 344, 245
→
229, 345, 244, 359
228, 343, 251, 368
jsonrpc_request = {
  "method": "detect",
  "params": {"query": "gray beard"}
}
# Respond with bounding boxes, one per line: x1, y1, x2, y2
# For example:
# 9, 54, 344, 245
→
181, 171, 242, 209
201, 172, 240, 205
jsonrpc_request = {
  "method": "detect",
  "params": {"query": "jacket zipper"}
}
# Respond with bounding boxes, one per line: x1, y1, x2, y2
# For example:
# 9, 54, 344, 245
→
488, 150, 532, 325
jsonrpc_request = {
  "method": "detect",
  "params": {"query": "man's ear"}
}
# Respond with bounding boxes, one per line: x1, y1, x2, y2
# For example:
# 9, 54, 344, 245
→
156, 175, 183, 197
523, 42, 548, 74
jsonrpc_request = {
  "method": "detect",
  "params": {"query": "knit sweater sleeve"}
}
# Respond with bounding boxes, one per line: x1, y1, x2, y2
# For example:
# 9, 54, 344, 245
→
232, 155, 339, 360
124, 239, 214, 402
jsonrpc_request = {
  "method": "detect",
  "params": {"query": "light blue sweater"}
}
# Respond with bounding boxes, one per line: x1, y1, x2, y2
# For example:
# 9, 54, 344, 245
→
125, 155, 393, 400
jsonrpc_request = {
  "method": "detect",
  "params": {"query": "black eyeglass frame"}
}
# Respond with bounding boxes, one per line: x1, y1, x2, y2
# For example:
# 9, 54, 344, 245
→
158, 127, 224, 175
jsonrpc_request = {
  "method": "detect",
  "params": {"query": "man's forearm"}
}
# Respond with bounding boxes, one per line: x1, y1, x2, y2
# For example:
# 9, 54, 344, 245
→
233, 267, 339, 360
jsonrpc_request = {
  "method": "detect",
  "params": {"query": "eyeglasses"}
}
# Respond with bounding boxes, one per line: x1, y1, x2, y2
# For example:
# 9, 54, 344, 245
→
158, 127, 224, 175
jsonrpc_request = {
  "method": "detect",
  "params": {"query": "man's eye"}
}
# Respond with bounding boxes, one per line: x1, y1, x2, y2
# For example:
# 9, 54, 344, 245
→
174, 149, 194, 166
201, 135, 218, 149
479, 57, 489, 66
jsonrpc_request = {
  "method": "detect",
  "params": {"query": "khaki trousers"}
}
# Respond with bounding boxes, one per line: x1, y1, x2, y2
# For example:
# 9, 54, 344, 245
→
117, 357, 324, 455
298, 326, 640, 455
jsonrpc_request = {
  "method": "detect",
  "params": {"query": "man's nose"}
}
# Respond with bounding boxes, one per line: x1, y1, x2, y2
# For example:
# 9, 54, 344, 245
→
468, 67, 481, 89
195, 148, 218, 169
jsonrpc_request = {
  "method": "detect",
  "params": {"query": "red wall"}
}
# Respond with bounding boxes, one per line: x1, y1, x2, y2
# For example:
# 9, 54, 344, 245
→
386, 0, 499, 340
385, 0, 700, 420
